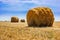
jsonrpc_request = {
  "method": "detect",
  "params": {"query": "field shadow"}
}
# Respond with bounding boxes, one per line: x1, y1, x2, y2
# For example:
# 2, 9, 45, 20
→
25, 25, 53, 28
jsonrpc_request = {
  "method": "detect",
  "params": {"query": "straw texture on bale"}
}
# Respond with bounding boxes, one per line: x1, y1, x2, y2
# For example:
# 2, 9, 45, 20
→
20, 19, 25, 22
11, 17, 19, 22
26, 7, 54, 27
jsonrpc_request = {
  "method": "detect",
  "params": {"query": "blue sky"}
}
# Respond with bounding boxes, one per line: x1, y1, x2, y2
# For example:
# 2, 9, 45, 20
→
0, 0, 60, 21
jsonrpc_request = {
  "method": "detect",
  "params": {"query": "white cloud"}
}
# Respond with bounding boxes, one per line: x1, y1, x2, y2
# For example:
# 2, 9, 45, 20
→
0, 0, 19, 5
0, 0, 60, 11
55, 16, 60, 21
0, 0, 59, 5
19, 0, 32, 1
0, 0, 39, 11
0, 0, 39, 5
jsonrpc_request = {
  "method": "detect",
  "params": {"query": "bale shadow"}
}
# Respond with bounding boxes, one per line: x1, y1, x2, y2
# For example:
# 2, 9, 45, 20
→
26, 25, 53, 28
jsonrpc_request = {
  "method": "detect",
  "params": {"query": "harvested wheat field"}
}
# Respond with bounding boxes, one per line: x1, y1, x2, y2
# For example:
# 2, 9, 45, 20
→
0, 21, 60, 40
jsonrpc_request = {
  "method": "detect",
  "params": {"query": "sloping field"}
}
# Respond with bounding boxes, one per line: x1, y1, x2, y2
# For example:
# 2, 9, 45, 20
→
0, 21, 60, 40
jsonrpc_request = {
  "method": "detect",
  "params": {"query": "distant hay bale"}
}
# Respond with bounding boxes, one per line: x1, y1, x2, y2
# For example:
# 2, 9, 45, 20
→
11, 16, 19, 22
20, 19, 25, 22
4, 20, 8, 22
26, 7, 54, 27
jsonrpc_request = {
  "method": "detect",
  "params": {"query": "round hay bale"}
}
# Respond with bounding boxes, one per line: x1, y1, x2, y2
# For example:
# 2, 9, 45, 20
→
20, 19, 25, 22
11, 16, 19, 22
26, 7, 54, 27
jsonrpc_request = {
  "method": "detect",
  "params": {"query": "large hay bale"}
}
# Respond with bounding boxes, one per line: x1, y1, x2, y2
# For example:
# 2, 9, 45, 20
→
20, 19, 25, 22
26, 7, 54, 27
11, 16, 19, 22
